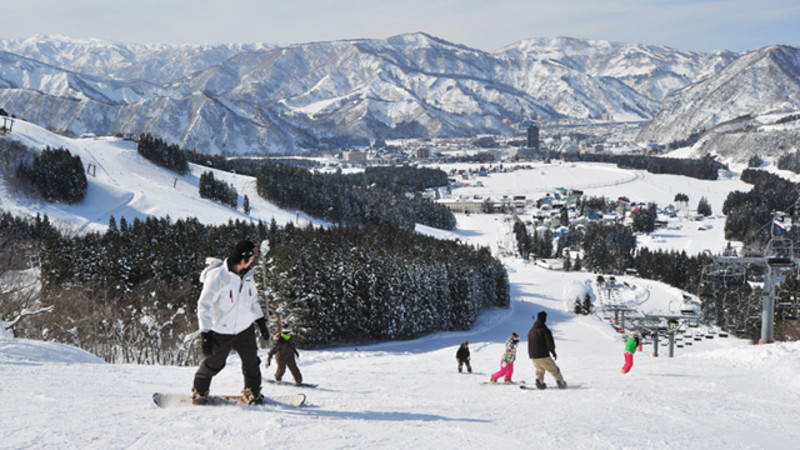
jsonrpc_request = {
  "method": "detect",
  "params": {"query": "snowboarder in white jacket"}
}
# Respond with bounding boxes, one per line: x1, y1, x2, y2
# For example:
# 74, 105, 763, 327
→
192, 240, 269, 405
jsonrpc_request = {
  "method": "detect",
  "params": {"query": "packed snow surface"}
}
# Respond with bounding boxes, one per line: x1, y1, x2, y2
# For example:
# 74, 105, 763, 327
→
2, 121, 800, 448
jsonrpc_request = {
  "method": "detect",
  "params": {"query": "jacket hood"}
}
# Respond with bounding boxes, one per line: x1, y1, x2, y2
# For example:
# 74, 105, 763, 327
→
199, 257, 224, 283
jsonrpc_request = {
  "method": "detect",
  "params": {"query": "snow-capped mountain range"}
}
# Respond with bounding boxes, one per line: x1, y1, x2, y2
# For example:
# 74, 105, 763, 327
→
637, 45, 800, 161
2, 33, 794, 155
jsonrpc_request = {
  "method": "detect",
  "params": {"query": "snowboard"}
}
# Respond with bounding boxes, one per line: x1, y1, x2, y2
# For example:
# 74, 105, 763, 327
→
152, 392, 306, 408
265, 379, 318, 389
479, 380, 526, 386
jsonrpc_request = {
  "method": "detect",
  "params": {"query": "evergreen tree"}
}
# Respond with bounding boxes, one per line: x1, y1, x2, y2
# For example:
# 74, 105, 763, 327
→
199, 170, 238, 208
697, 196, 712, 217
136, 133, 189, 174
632, 203, 657, 234
583, 293, 593, 314
513, 220, 532, 259
674, 193, 689, 211
583, 222, 635, 274
560, 208, 570, 227
16, 147, 87, 204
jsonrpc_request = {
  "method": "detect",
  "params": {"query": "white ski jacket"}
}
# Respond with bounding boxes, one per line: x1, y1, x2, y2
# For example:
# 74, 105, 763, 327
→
197, 257, 263, 335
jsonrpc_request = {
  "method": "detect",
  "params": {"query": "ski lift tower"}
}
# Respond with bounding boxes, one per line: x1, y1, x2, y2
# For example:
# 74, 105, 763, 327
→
604, 304, 637, 331
705, 214, 797, 344
0, 117, 14, 135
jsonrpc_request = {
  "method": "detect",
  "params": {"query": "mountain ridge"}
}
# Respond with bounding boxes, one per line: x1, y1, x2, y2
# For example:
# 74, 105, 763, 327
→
638, 44, 800, 157
0, 32, 772, 155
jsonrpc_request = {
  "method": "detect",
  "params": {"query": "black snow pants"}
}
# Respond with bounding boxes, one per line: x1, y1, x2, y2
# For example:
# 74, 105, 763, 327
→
193, 325, 261, 393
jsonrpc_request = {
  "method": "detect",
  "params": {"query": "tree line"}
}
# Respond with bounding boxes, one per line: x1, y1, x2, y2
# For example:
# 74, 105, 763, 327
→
15, 146, 88, 204
723, 169, 798, 249
137, 133, 189, 174
266, 224, 509, 346
145, 134, 455, 230
2, 212, 507, 364
199, 171, 238, 208
255, 162, 456, 230
567, 152, 723, 180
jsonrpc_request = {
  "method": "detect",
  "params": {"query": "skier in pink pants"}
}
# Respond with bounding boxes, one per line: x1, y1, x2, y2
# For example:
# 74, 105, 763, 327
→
490, 333, 520, 384
621, 331, 640, 374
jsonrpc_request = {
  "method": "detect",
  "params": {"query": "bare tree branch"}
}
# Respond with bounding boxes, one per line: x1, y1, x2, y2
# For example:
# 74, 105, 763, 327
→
4, 305, 54, 331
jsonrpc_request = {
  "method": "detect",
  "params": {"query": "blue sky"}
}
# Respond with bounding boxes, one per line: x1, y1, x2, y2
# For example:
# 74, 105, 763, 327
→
4, 0, 799, 52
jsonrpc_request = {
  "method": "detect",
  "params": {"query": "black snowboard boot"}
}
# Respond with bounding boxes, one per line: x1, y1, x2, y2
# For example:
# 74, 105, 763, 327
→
535, 379, 547, 390
557, 380, 568, 390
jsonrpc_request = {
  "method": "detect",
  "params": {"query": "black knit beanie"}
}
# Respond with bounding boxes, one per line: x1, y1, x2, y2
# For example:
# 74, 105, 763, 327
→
228, 240, 257, 263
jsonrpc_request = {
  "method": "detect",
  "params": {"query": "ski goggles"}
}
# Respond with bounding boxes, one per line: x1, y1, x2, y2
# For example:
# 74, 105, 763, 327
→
242, 246, 259, 258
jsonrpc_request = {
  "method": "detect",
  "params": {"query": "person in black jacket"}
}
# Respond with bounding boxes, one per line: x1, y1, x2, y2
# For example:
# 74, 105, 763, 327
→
267, 329, 302, 385
528, 311, 567, 389
456, 341, 472, 373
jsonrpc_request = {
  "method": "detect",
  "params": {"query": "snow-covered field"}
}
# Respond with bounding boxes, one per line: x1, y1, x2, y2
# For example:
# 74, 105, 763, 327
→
2, 121, 800, 449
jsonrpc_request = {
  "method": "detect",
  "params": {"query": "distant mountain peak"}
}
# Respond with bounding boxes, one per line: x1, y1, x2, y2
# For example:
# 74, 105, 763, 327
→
638, 45, 800, 160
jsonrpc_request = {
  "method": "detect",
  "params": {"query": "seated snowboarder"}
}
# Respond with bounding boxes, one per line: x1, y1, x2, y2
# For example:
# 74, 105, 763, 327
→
456, 341, 472, 373
267, 329, 303, 385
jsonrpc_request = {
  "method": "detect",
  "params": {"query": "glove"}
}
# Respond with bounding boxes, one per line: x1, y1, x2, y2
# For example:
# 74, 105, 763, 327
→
552, 352, 557, 361
201, 331, 214, 357
265, 358, 271, 367
255, 318, 269, 341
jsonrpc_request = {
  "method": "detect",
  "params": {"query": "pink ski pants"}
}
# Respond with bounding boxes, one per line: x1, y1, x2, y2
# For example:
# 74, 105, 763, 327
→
491, 361, 514, 381
622, 351, 634, 373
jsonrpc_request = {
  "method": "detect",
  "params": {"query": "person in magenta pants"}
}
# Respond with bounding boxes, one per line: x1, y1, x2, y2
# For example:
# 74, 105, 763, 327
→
621, 331, 641, 374
490, 333, 520, 383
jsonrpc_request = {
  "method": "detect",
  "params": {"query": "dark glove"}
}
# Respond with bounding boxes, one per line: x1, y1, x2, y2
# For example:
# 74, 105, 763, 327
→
255, 318, 269, 341
551, 352, 557, 361
201, 331, 214, 357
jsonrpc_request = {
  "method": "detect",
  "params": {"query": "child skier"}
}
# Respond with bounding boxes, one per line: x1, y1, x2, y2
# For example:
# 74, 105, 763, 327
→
456, 341, 472, 373
490, 333, 519, 384
267, 329, 303, 385
621, 330, 641, 374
